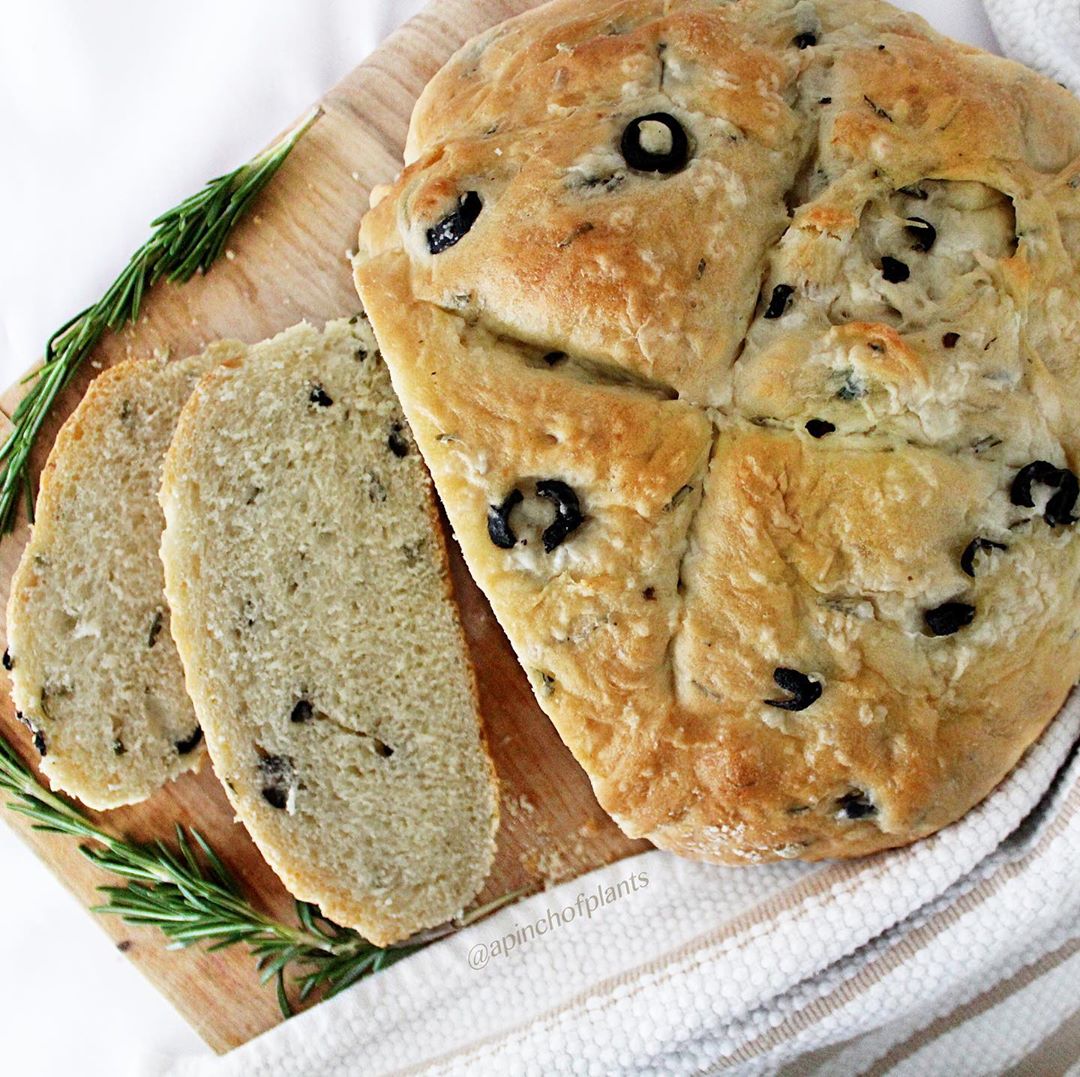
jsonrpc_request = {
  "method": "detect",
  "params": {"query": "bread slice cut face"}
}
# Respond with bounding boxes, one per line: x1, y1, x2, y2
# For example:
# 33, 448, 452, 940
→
160, 317, 498, 944
6, 343, 242, 808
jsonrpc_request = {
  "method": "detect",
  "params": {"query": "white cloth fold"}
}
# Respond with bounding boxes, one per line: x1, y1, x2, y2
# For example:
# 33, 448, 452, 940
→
170, 695, 1080, 1076
168, 2, 1080, 1072
983, 0, 1080, 95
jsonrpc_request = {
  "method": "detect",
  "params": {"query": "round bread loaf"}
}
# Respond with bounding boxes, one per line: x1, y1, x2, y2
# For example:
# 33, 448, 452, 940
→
354, 0, 1080, 861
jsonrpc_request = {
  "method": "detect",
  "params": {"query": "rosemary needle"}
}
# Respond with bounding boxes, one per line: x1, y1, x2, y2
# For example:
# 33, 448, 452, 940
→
0, 106, 322, 535
0, 735, 518, 1016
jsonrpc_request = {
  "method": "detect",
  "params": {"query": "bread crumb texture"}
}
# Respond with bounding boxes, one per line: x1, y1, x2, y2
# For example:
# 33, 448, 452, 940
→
355, 0, 1080, 861
6, 343, 244, 808
160, 318, 498, 945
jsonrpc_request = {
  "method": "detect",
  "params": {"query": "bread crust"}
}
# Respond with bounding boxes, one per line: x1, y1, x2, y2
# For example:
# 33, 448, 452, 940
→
356, 0, 1080, 861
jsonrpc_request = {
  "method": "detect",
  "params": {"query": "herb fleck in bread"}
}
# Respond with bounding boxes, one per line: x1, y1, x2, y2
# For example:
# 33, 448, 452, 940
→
159, 317, 499, 945
355, 0, 1080, 861
6, 344, 243, 808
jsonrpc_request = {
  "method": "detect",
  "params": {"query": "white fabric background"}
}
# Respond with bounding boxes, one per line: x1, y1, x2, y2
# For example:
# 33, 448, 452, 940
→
0, 1, 1011, 1075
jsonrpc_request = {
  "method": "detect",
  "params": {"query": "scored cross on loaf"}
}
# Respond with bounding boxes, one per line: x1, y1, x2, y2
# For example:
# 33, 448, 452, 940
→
355, 0, 1080, 861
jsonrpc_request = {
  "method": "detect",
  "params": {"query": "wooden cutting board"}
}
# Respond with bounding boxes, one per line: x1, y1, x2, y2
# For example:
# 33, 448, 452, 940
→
0, 0, 648, 1053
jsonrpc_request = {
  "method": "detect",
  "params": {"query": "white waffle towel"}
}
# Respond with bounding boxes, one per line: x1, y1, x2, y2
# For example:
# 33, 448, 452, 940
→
983, 0, 1080, 95
171, 699, 1080, 1075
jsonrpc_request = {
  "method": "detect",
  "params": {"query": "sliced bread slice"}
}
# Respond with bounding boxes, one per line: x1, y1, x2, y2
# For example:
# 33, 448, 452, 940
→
159, 317, 499, 946
6, 342, 244, 808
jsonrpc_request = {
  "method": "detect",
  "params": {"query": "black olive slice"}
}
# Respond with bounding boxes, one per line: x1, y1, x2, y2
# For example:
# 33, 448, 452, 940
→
1047, 473, 1080, 526
924, 601, 976, 636
805, 419, 836, 439
960, 538, 1007, 577
903, 216, 937, 252
487, 489, 524, 549
880, 256, 910, 283
793, 32, 818, 49
262, 787, 288, 810
2, 648, 12, 671
536, 480, 584, 552
764, 284, 795, 319
837, 790, 876, 819
1010, 461, 1079, 526
764, 667, 822, 711
175, 727, 204, 755
426, 191, 483, 254
15, 711, 47, 756
1010, 460, 1060, 507
259, 755, 296, 810
942, 332, 960, 349
290, 700, 314, 724
619, 113, 690, 174
309, 385, 333, 407
387, 422, 409, 458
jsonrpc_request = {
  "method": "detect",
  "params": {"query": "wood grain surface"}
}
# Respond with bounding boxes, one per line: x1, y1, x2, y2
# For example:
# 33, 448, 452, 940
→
0, 0, 648, 1052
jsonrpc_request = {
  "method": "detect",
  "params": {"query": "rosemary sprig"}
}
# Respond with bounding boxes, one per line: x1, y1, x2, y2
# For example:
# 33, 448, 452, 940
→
0, 107, 322, 535
0, 735, 515, 1015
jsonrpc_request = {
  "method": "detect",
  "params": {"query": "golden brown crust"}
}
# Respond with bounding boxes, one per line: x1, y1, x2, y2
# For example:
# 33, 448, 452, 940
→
356, 0, 1080, 862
